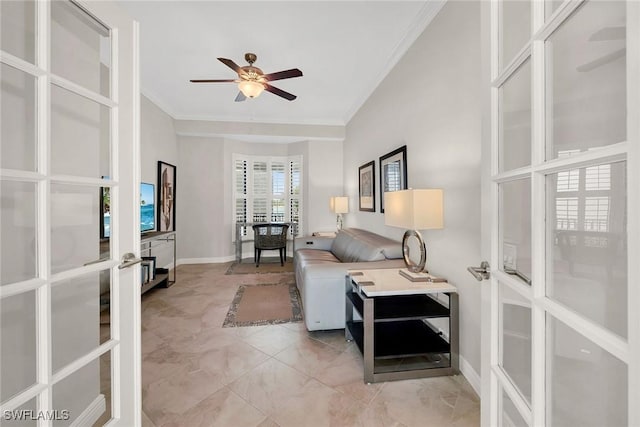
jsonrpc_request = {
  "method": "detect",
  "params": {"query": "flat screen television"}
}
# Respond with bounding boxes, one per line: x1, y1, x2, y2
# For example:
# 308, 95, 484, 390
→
101, 182, 155, 238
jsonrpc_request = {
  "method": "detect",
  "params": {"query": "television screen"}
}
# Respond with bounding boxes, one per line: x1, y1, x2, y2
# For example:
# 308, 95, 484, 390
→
101, 182, 155, 238
140, 182, 155, 233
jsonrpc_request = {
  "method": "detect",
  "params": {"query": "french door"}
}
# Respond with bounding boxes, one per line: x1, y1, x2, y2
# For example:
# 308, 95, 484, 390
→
0, 1, 140, 425
482, 0, 639, 426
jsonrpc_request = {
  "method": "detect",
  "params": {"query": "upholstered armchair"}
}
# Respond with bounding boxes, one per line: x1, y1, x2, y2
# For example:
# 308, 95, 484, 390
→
252, 223, 290, 267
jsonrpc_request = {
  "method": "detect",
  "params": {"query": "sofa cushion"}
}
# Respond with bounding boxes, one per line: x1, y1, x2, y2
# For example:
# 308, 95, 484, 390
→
330, 228, 402, 261
330, 229, 386, 263
347, 228, 403, 260
296, 248, 341, 267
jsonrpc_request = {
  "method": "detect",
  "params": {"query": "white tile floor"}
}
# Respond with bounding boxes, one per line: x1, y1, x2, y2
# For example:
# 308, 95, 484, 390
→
141, 263, 480, 427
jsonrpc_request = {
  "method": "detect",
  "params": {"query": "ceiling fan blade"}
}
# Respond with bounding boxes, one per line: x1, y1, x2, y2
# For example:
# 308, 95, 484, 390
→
218, 57, 242, 73
263, 68, 303, 82
576, 48, 625, 72
264, 84, 296, 101
589, 26, 625, 41
190, 79, 236, 83
235, 91, 247, 102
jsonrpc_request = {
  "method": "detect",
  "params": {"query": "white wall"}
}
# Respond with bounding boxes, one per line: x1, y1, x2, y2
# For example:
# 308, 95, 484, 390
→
343, 0, 483, 375
176, 135, 226, 260
140, 95, 178, 267
306, 140, 344, 233
141, 95, 178, 185
175, 136, 343, 261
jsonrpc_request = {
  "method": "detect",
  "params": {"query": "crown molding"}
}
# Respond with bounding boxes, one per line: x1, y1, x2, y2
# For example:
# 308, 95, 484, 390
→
171, 113, 344, 127
342, 0, 447, 125
140, 87, 345, 127
140, 86, 179, 119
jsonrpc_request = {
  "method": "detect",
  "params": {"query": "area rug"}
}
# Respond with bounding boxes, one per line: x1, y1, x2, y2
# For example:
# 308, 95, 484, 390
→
225, 259, 294, 275
222, 283, 303, 327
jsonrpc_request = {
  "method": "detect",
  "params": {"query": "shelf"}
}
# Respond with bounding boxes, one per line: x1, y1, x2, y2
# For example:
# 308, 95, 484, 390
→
141, 273, 169, 295
346, 289, 450, 321
346, 319, 450, 359
140, 232, 176, 295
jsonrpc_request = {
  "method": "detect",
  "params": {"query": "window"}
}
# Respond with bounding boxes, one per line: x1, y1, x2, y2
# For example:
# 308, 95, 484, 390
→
233, 154, 302, 240
554, 160, 612, 233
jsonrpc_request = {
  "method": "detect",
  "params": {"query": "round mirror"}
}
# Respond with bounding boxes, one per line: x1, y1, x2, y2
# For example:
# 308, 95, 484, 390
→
402, 230, 426, 273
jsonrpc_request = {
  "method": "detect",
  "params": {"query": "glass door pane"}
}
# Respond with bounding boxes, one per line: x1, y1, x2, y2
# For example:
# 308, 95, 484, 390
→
1, 181, 37, 285
500, 179, 532, 284
0, 0, 36, 64
545, 0, 626, 159
0, 291, 37, 402
546, 161, 627, 337
501, 0, 531, 69
500, 59, 532, 172
51, 84, 110, 179
51, 184, 109, 274
502, 388, 528, 427
1, 63, 37, 172
51, 269, 111, 372
51, 0, 111, 97
500, 282, 532, 403
52, 351, 112, 426
546, 314, 627, 426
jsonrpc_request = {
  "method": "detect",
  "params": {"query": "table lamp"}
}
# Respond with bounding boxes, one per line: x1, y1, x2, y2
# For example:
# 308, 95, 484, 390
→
384, 189, 443, 273
330, 196, 349, 230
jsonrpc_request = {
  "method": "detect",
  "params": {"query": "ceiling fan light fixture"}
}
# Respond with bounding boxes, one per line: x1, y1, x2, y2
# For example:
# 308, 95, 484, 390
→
238, 80, 264, 98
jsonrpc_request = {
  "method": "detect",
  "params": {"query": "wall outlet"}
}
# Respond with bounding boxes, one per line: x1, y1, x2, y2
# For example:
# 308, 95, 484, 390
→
503, 243, 517, 270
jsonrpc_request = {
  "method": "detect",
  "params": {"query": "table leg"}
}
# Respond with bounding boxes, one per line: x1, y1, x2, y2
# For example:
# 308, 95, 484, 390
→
363, 297, 375, 384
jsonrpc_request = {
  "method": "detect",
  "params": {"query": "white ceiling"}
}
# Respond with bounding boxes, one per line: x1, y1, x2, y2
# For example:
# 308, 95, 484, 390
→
118, 1, 443, 126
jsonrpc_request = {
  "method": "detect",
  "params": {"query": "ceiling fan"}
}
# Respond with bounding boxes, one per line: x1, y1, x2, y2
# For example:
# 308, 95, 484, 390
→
190, 53, 303, 102
577, 26, 625, 72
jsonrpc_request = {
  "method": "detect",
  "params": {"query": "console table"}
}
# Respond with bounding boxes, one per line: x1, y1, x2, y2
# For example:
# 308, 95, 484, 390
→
345, 268, 459, 383
140, 231, 176, 294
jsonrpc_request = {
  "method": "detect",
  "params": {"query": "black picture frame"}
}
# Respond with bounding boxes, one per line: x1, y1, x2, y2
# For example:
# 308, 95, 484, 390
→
157, 161, 176, 232
358, 161, 376, 212
379, 145, 407, 213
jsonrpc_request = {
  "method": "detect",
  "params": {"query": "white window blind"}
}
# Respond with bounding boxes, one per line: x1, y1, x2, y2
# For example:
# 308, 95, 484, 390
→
554, 159, 612, 234
232, 154, 303, 241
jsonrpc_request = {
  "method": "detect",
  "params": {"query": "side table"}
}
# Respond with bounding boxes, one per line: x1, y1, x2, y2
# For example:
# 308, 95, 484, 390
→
345, 268, 459, 383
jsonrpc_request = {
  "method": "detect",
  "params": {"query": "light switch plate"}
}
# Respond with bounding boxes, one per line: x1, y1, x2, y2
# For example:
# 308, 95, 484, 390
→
503, 243, 517, 270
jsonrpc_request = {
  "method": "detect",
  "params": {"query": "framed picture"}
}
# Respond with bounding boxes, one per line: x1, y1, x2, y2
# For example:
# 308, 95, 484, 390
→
379, 145, 407, 213
157, 161, 176, 232
358, 161, 376, 212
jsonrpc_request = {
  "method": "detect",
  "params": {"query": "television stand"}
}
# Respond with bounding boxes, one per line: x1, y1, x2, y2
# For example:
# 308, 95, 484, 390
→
140, 231, 176, 294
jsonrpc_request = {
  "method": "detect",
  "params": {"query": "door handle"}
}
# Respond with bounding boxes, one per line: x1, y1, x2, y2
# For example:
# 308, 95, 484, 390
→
503, 267, 532, 285
467, 261, 490, 281
118, 253, 143, 270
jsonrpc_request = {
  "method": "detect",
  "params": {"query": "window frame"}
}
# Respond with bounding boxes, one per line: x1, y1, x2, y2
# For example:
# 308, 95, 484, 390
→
232, 153, 303, 242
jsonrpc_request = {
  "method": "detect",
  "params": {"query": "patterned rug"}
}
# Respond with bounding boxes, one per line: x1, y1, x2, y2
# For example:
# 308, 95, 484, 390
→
223, 282, 303, 327
225, 259, 294, 275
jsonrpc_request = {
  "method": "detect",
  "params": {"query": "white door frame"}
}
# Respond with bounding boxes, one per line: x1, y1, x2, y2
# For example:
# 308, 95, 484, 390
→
0, 1, 141, 425
481, 1, 639, 426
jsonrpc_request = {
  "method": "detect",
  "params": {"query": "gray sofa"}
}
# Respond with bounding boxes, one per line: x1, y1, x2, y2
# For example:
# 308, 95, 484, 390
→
294, 228, 405, 331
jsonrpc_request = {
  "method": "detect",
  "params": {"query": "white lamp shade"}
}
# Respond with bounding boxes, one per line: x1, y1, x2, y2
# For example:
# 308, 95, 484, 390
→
384, 189, 443, 230
238, 80, 265, 98
330, 196, 349, 214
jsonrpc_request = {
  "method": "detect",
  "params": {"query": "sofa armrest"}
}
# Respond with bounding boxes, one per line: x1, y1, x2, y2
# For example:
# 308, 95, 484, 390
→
302, 259, 405, 280
294, 236, 335, 252
298, 258, 406, 331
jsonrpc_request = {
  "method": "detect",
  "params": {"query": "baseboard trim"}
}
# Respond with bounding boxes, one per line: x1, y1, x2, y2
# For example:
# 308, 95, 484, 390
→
459, 356, 481, 398
177, 256, 235, 265
70, 394, 105, 427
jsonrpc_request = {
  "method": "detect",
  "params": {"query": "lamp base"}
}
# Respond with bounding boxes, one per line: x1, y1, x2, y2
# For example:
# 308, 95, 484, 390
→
402, 229, 427, 273
336, 214, 343, 231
